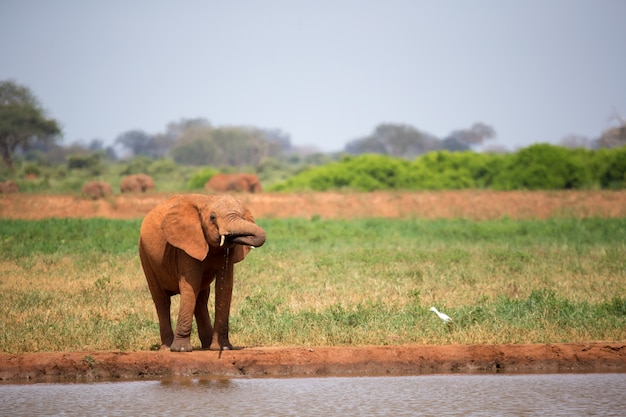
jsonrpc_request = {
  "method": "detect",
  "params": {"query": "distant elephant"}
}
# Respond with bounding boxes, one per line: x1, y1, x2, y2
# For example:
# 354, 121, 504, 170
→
138, 194, 266, 352
81, 181, 113, 200
120, 174, 155, 193
0, 180, 19, 193
205, 173, 262, 193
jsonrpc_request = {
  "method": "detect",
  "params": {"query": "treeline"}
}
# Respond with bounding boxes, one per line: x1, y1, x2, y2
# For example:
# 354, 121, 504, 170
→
16, 118, 295, 168
20, 119, 625, 173
81, 121, 498, 165
3, 80, 626, 194
114, 119, 294, 167
345, 122, 496, 156
4, 143, 626, 194
270, 144, 626, 191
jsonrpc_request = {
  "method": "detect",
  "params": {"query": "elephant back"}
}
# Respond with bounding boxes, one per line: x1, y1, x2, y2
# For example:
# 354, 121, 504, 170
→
205, 173, 262, 193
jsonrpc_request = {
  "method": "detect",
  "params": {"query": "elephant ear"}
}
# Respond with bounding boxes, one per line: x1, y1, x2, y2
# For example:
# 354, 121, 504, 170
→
231, 206, 255, 264
161, 198, 208, 261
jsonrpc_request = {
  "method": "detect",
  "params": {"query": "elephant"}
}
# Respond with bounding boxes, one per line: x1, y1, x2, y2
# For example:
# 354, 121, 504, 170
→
120, 173, 155, 193
0, 180, 19, 193
82, 181, 113, 200
205, 173, 262, 193
138, 194, 266, 352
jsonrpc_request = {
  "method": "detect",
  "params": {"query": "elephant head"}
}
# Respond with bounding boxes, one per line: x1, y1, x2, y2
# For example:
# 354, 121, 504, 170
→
161, 194, 266, 261
139, 194, 266, 352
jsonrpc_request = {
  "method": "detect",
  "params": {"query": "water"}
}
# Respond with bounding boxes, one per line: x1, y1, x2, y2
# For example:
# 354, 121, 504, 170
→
1, 373, 625, 416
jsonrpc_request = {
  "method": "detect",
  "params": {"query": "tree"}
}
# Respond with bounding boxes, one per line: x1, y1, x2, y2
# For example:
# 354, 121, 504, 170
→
115, 130, 157, 158
440, 136, 471, 152
596, 121, 626, 149
559, 134, 593, 149
445, 122, 496, 147
262, 128, 293, 153
0, 80, 61, 169
164, 117, 211, 140
345, 123, 441, 157
170, 124, 285, 166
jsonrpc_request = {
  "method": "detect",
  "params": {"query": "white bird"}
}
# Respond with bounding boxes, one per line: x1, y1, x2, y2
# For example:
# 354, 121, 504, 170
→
430, 307, 453, 323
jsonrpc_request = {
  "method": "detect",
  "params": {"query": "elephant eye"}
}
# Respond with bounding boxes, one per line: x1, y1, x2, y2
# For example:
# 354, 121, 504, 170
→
209, 213, 216, 222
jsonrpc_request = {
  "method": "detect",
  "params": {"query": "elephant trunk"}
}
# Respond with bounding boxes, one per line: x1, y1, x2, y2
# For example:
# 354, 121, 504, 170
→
219, 220, 266, 249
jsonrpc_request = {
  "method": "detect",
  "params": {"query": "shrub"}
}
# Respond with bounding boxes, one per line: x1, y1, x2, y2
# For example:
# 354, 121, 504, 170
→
67, 154, 101, 170
120, 156, 153, 175
491, 144, 594, 190
21, 163, 42, 177
147, 159, 178, 175
598, 146, 626, 189
271, 154, 413, 191
186, 168, 218, 190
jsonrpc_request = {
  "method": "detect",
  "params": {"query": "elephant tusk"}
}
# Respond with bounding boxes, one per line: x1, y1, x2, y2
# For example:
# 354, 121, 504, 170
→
220, 235, 225, 247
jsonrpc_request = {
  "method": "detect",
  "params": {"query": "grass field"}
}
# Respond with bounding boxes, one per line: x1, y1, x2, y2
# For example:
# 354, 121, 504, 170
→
1, 217, 625, 354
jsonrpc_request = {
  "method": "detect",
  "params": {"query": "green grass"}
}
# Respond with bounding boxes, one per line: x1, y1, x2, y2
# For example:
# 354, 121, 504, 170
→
0, 217, 624, 353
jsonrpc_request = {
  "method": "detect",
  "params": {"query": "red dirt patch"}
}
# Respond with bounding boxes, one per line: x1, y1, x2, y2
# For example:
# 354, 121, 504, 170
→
2, 190, 626, 220
1, 191, 625, 381
1, 343, 624, 382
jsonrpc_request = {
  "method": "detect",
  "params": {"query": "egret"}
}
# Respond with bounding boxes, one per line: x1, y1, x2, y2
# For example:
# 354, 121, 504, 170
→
429, 307, 452, 323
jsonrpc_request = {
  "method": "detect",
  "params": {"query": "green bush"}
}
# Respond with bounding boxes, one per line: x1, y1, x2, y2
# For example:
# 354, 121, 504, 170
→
271, 154, 413, 191
120, 156, 153, 175
14, 177, 51, 192
147, 159, 178, 176
270, 145, 625, 192
491, 144, 594, 190
55, 175, 84, 193
598, 147, 626, 189
186, 167, 218, 190
67, 154, 103, 173
21, 163, 42, 177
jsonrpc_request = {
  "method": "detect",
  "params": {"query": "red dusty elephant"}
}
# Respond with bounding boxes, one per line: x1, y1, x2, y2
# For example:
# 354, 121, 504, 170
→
138, 194, 266, 352
0, 180, 19, 193
81, 181, 113, 200
205, 173, 262, 193
120, 173, 155, 193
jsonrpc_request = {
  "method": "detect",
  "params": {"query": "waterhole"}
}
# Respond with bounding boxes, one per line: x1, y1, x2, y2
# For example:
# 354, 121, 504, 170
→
1, 373, 624, 416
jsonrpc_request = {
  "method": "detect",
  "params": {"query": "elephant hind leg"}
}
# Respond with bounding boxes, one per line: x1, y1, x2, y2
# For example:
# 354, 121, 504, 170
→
195, 289, 213, 349
139, 246, 174, 349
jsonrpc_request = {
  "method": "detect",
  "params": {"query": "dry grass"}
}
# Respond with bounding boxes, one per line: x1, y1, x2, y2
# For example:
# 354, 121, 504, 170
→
1, 216, 624, 353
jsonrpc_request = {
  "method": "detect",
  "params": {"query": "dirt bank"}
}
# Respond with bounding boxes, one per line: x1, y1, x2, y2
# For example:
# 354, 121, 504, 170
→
2, 190, 626, 220
1, 191, 625, 382
1, 343, 624, 382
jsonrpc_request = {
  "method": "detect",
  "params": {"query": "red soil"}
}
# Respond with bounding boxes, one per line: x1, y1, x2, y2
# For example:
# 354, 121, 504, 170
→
2, 190, 626, 220
1, 344, 624, 382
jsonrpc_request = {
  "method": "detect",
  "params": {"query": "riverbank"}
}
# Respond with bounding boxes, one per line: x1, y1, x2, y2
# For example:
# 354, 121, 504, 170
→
1, 343, 624, 382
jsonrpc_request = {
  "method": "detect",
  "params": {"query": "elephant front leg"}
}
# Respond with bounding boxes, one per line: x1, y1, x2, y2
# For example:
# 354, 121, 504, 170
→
171, 282, 197, 352
211, 264, 234, 350
194, 289, 213, 349
157, 300, 174, 350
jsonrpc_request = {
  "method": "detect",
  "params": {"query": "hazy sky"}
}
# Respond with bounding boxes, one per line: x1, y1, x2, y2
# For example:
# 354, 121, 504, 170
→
1, 0, 625, 152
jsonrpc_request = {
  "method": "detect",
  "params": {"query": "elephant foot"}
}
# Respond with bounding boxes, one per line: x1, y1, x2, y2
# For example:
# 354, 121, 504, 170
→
210, 342, 234, 351
170, 337, 193, 352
